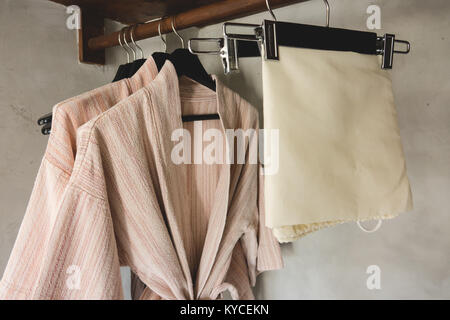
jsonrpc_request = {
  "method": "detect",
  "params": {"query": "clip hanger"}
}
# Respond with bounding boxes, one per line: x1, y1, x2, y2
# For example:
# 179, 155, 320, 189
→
189, 0, 410, 72
376, 34, 410, 69
188, 23, 260, 74
188, 37, 239, 74
257, 0, 410, 69
225, 20, 411, 69
188, 37, 236, 74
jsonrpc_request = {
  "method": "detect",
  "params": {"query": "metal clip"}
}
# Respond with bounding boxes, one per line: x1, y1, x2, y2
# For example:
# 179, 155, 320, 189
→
221, 22, 264, 73
226, 20, 278, 60
377, 34, 411, 69
188, 37, 223, 55
187, 36, 239, 74
261, 20, 278, 60
188, 22, 261, 74
222, 22, 260, 42
221, 36, 239, 74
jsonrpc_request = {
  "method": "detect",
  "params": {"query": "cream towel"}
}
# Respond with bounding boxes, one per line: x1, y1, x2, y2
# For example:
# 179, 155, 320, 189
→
262, 46, 413, 243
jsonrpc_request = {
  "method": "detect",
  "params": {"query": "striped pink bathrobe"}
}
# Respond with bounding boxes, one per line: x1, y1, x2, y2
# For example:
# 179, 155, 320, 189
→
0, 58, 159, 300
0, 60, 282, 299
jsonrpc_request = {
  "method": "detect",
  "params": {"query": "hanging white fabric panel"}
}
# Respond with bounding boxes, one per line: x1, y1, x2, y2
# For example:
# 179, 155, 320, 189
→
262, 46, 413, 243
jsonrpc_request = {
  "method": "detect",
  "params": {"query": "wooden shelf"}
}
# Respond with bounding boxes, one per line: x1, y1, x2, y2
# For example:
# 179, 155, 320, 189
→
50, 0, 224, 25
49, 0, 307, 64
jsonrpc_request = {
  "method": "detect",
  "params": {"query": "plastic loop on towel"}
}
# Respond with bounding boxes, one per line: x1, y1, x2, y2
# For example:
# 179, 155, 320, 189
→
357, 219, 383, 233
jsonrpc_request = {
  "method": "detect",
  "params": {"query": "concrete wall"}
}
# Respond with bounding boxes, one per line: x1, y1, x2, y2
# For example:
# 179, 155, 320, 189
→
0, 0, 449, 299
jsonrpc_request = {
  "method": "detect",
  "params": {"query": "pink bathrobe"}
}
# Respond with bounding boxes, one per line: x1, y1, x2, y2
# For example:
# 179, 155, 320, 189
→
0, 60, 282, 299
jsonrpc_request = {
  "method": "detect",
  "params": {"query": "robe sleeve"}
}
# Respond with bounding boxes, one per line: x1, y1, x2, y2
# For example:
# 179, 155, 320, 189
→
35, 125, 123, 299
0, 124, 123, 299
0, 158, 71, 299
0, 171, 123, 300
0, 105, 79, 299
31, 185, 123, 299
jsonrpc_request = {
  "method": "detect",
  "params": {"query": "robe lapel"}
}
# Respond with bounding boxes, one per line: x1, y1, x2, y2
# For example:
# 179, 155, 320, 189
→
147, 62, 194, 299
149, 62, 234, 299
195, 77, 233, 298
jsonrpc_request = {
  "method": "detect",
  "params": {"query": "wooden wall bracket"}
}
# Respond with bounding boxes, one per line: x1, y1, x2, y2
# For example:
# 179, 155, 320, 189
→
79, 9, 105, 65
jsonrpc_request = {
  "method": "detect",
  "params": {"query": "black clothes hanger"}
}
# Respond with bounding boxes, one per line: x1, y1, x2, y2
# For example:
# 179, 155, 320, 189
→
171, 49, 220, 122
152, 52, 170, 71
113, 57, 146, 81
147, 22, 172, 72
169, 18, 216, 92
37, 112, 52, 126
112, 63, 130, 82
125, 25, 147, 78
181, 114, 220, 122
37, 112, 52, 135
41, 123, 51, 135
169, 18, 219, 123
113, 27, 136, 82
151, 49, 219, 122
38, 21, 219, 135
128, 58, 146, 76
169, 48, 216, 92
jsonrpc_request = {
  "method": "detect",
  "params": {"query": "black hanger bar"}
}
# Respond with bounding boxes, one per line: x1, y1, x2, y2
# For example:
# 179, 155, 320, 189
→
182, 114, 220, 122
220, 21, 410, 70
258, 20, 410, 69
264, 20, 379, 57
237, 41, 261, 57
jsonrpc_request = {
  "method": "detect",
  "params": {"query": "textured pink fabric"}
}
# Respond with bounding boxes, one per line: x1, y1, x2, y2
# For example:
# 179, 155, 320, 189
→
0, 60, 283, 300
0, 59, 158, 299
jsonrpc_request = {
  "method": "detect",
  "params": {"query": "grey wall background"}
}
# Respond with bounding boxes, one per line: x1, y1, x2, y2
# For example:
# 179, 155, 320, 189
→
0, 0, 448, 299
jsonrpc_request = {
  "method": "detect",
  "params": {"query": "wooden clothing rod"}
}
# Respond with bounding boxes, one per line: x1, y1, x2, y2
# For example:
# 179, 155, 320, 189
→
88, 0, 306, 51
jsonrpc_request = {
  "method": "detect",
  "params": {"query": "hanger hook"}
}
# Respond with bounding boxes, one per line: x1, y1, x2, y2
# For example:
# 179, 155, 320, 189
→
357, 220, 382, 233
123, 26, 136, 61
158, 20, 167, 53
323, 0, 330, 27
265, 0, 277, 21
171, 16, 185, 49
130, 24, 145, 59
118, 28, 130, 63
128, 25, 140, 59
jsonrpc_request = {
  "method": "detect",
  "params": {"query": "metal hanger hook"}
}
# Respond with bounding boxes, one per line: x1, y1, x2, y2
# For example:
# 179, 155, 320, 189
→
123, 26, 137, 61
357, 220, 382, 233
118, 28, 130, 63
158, 20, 167, 53
171, 17, 185, 49
323, 0, 330, 27
130, 24, 145, 59
265, 0, 277, 21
